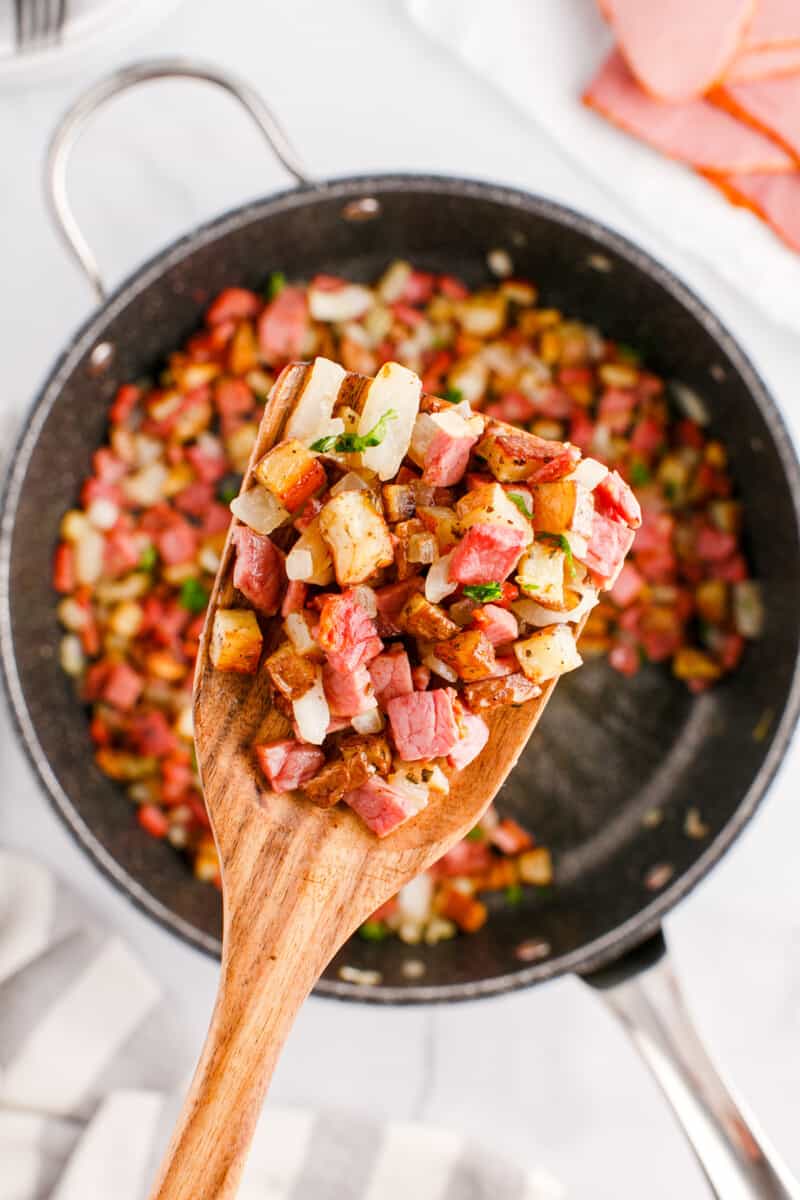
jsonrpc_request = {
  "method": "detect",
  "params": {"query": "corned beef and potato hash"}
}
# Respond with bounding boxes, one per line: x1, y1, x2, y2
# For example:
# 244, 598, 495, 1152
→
209, 355, 639, 837
53, 262, 761, 942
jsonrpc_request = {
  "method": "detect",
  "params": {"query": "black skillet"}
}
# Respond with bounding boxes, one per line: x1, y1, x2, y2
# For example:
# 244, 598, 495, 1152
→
2, 61, 799, 1197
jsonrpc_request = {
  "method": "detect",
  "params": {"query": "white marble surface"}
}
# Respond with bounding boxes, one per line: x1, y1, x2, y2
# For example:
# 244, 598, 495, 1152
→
1, 1, 799, 1196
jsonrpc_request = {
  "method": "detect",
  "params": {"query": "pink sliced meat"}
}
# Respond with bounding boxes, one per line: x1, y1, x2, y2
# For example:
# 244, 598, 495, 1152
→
584, 51, 793, 173
594, 469, 642, 528
583, 512, 636, 585
696, 525, 738, 562
423, 422, 480, 487
386, 688, 460, 760
186, 441, 227, 484
707, 170, 800, 251
610, 561, 645, 607
322, 663, 375, 717
101, 662, 143, 712
745, 0, 800, 48
317, 590, 383, 673
345, 776, 428, 838
448, 711, 489, 770
726, 43, 800, 84
174, 480, 215, 518
432, 838, 493, 877
374, 577, 424, 636
486, 422, 568, 462
713, 75, 800, 163
257, 287, 309, 365
128, 711, 178, 758
449, 524, 527, 585
471, 604, 519, 646
368, 647, 414, 705
156, 519, 198, 566
281, 580, 307, 617
528, 446, 581, 484
232, 525, 286, 617
605, 0, 755, 101
255, 739, 324, 793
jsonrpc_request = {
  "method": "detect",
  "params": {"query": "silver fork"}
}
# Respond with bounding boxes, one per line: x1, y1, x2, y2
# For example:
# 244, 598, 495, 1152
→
15, 0, 67, 51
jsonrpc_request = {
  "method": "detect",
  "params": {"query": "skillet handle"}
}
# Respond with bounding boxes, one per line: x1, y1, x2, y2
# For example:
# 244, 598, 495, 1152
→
583, 930, 799, 1199
44, 57, 311, 303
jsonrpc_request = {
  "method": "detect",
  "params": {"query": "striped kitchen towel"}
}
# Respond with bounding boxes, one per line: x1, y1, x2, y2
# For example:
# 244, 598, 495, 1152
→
0, 850, 564, 1199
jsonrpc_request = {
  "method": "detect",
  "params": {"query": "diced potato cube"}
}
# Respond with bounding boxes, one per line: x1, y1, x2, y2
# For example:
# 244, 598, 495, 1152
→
358, 362, 422, 481
531, 479, 594, 539
225, 422, 259, 473
285, 357, 347, 443
672, 647, 722, 682
254, 439, 326, 512
454, 291, 507, 338
382, 483, 416, 523
695, 579, 728, 625
286, 517, 334, 586
230, 485, 290, 535
518, 847, 553, 886
516, 541, 567, 610
513, 624, 582, 684
265, 642, 318, 700
284, 611, 321, 657
418, 505, 460, 552
456, 482, 532, 542
475, 431, 533, 483
433, 630, 496, 681
210, 608, 263, 673
318, 490, 393, 586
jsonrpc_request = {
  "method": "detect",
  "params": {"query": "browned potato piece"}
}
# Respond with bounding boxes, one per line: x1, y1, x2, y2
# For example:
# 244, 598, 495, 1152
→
516, 541, 568, 611
210, 609, 262, 674
318, 490, 394, 586
399, 593, 460, 641
695, 580, 728, 624
513, 624, 582, 684
254, 438, 326, 511
382, 483, 416, 523
672, 647, 722, 682
433, 630, 497, 681
304, 756, 370, 808
462, 672, 541, 711
265, 643, 317, 700
531, 479, 594, 539
456, 482, 532, 542
417, 505, 460, 552
286, 517, 334, 587
339, 733, 392, 776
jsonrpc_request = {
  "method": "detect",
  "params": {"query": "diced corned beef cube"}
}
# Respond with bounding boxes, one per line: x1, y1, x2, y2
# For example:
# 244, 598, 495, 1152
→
215, 378, 255, 420
448, 711, 489, 770
488, 424, 566, 461
323, 663, 375, 717
709, 554, 748, 583
374, 578, 424, 636
174, 481, 215, 518
186, 442, 227, 484
432, 838, 493, 877
598, 388, 637, 433
255, 739, 325, 793
635, 510, 674, 554
387, 689, 460, 760
484, 392, 537, 423
490, 817, 533, 854
412, 665, 430, 690
141, 596, 190, 645
531, 385, 574, 419
206, 287, 260, 326
528, 445, 581, 483
257, 287, 308, 364
570, 409, 595, 453
630, 417, 663, 456
81, 477, 123, 508
232, 526, 286, 616
103, 526, 144, 577
609, 642, 641, 677
422, 418, 480, 487
696, 525, 737, 562
93, 448, 128, 483
610, 561, 645, 607
594, 470, 642, 528
471, 604, 518, 646
128, 710, 178, 757
110, 383, 140, 425
345, 776, 428, 837
101, 662, 143, 712
52, 543, 75, 593
202, 503, 232, 534
156, 520, 198, 565
583, 513, 636, 584
318, 591, 383, 672
281, 580, 307, 617
369, 648, 414, 705
449, 524, 526, 585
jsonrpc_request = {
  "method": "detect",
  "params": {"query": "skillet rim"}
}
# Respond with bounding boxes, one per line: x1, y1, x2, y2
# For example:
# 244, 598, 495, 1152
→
2, 171, 800, 1003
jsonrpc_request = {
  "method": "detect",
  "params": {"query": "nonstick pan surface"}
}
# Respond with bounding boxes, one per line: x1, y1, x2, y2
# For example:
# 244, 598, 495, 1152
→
3, 172, 800, 1003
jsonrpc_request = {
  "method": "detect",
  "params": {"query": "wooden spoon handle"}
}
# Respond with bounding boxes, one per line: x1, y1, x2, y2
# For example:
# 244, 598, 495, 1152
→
147, 811, 354, 1200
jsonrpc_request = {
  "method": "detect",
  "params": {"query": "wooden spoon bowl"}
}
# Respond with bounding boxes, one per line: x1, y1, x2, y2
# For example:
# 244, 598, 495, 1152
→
149, 363, 575, 1200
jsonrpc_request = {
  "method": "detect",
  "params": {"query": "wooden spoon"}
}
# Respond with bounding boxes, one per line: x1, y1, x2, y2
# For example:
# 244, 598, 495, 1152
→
148, 363, 576, 1200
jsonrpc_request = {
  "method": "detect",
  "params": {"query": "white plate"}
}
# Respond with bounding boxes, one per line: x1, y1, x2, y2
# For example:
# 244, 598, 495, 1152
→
0, 0, 187, 86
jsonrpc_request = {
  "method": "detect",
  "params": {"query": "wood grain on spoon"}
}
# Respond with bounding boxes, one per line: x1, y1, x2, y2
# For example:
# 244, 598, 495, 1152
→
148, 363, 580, 1200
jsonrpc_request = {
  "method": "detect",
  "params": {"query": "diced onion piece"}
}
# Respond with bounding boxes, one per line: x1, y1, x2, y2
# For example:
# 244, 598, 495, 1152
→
352, 708, 385, 734
330, 471, 370, 496
359, 362, 422, 481
671, 381, 710, 426
230, 485, 290, 535
59, 634, 85, 677
292, 669, 330, 745
87, 497, 119, 530
397, 873, 434, 923
568, 457, 608, 491
286, 547, 314, 581
564, 530, 589, 562
448, 355, 489, 407
198, 543, 221, 574
487, 248, 513, 278
122, 462, 168, 507
175, 705, 194, 740
351, 584, 378, 618
285, 357, 347, 443
425, 551, 457, 604
284, 611, 319, 656
512, 586, 598, 628
734, 581, 764, 638
133, 434, 164, 467
422, 651, 458, 683
309, 283, 373, 322
377, 260, 412, 303
57, 597, 89, 632
386, 770, 431, 814
426, 764, 450, 795
60, 510, 90, 541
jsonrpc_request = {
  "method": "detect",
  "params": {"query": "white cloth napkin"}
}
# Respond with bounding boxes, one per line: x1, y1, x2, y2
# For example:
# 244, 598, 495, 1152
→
406, 0, 800, 337
0, 850, 564, 1200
